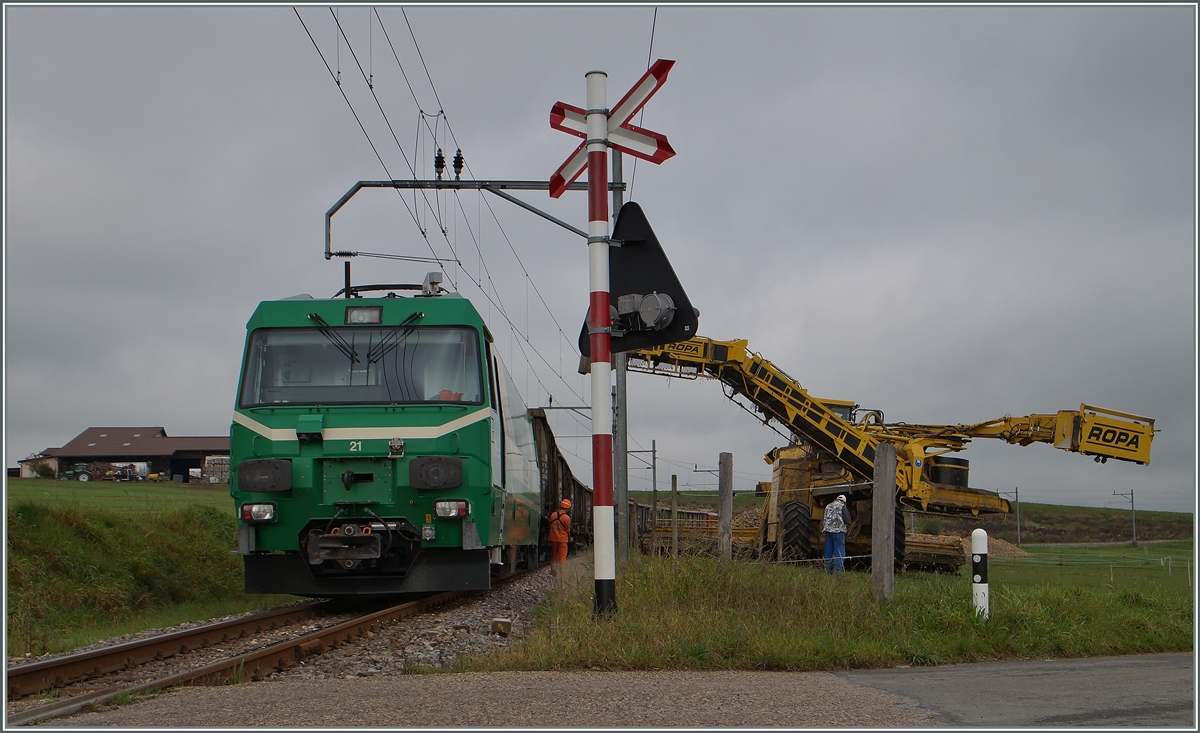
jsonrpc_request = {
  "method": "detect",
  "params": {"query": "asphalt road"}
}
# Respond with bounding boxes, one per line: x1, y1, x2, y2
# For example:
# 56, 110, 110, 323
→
837, 652, 1195, 727
41, 653, 1194, 727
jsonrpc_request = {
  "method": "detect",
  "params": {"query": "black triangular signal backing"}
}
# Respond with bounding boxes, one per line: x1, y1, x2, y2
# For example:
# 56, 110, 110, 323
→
578, 202, 699, 358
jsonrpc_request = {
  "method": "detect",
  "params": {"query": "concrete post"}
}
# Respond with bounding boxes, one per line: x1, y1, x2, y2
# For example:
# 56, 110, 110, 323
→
614, 373, 628, 565
1130, 488, 1137, 547
1014, 486, 1021, 547
871, 442, 897, 601
718, 452, 733, 561
611, 150, 628, 566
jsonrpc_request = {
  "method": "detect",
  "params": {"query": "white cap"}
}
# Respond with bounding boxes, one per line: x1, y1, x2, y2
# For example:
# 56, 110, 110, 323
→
837, 494, 847, 502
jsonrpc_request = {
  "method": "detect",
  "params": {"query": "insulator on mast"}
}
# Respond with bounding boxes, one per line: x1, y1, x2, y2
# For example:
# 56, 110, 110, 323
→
434, 148, 445, 180
453, 149, 464, 180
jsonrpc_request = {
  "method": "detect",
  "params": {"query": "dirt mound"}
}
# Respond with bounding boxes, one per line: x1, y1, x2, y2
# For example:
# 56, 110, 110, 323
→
956, 535, 1030, 557
733, 508, 762, 529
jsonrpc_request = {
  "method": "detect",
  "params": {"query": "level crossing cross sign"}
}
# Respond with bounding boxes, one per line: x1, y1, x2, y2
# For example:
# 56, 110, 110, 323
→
548, 60, 676, 618
548, 59, 676, 198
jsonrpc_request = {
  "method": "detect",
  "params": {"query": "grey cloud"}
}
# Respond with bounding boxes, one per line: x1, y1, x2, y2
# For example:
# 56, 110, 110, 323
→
5, 5, 1193, 512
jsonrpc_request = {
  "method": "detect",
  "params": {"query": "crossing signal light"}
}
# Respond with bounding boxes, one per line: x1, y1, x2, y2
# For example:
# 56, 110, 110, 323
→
578, 202, 699, 359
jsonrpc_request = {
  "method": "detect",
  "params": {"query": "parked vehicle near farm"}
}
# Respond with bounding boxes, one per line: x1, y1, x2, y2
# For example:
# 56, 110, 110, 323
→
60, 463, 93, 482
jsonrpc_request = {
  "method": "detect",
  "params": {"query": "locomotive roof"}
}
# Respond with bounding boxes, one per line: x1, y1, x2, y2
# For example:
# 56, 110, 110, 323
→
245, 292, 487, 332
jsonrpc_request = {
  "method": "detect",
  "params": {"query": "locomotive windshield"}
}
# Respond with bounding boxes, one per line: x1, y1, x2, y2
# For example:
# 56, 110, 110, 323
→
239, 326, 483, 407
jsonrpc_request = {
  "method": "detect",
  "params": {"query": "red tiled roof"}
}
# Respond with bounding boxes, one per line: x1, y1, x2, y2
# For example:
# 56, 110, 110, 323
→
42, 427, 228, 458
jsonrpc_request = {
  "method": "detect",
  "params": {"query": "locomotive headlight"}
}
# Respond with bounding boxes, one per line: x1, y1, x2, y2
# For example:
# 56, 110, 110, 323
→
433, 500, 470, 518
240, 503, 276, 522
345, 306, 382, 324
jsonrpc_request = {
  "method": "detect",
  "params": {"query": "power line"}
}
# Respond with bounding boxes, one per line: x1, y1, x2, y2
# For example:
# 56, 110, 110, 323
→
306, 9, 688, 479
296, 7, 447, 272
327, 8, 449, 267
401, 8, 448, 119
295, 9, 422, 233
628, 6, 659, 201
320, 8, 590, 410
387, 8, 584, 367
381, 11, 589, 406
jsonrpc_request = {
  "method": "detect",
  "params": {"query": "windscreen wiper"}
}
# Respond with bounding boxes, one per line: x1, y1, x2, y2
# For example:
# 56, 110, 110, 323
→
367, 311, 423, 364
307, 313, 359, 363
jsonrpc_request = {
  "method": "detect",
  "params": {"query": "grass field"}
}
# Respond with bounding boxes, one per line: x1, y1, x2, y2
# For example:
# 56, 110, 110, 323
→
6, 477, 231, 512
5, 480, 294, 656
471, 549, 1193, 673
6, 477, 1193, 667
984, 540, 1194, 592
629, 489, 764, 514
627, 491, 1194, 546
920, 501, 1192, 543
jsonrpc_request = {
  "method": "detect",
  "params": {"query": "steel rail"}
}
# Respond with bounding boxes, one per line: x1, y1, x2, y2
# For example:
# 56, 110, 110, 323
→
8, 571, 530, 727
6, 600, 330, 698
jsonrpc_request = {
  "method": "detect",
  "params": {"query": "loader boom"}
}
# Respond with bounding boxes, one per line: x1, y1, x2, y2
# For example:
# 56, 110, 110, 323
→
627, 335, 1154, 570
629, 337, 880, 481
629, 337, 1154, 467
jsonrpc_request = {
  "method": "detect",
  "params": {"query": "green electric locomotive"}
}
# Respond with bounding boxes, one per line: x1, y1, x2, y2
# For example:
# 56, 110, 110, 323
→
230, 276, 589, 596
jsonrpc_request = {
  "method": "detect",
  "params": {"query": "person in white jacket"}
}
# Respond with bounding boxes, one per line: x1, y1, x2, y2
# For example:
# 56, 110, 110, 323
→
823, 494, 852, 574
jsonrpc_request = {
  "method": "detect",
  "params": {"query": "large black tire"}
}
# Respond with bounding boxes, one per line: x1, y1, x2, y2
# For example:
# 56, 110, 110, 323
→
894, 504, 906, 572
780, 501, 812, 563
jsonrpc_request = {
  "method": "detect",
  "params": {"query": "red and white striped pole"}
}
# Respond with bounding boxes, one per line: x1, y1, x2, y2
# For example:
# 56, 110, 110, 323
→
586, 70, 616, 615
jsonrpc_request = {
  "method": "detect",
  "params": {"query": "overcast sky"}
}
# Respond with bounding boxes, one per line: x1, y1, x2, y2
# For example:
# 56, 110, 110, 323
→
5, 5, 1195, 513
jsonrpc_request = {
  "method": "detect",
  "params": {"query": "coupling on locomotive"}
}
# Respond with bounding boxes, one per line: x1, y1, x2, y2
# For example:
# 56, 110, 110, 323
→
230, 277, 590, 596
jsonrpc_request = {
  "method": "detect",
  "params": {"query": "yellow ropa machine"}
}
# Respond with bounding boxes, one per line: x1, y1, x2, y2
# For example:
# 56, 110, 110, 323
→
627, 336, 1154, 571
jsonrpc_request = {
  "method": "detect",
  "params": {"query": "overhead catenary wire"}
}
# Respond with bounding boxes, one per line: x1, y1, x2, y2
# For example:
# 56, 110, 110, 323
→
327, 8, 447, 262
628, 6, 658, 201
307, 8, 737, 481
378, 9, 582, 363
295, 8, 442, 267
387, 67, 590, 412
377, 9, 583, 369
313, 7, 591, 413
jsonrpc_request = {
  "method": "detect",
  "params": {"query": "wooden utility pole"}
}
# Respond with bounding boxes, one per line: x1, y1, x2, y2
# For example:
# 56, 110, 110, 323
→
671, 474, 679, 557
651, 441, 658, 554
718, 452, 733, 561
871, 442, 897, 601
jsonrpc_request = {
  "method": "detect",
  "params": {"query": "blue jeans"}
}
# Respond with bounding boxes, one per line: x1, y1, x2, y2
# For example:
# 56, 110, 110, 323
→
824, 531, 846, 573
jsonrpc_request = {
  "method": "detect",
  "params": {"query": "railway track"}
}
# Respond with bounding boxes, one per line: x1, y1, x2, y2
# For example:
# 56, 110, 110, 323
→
6, 574, 528, 727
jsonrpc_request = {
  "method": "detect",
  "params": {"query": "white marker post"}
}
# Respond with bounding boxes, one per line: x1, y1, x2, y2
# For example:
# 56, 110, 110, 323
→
971, 528, 989, 619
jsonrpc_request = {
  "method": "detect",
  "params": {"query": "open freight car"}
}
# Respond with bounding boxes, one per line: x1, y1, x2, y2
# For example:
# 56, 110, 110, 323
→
229, 279, 591, 597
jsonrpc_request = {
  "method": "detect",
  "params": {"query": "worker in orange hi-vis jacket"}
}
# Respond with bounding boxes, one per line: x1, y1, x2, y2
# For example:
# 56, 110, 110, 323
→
548, 499, 571, 575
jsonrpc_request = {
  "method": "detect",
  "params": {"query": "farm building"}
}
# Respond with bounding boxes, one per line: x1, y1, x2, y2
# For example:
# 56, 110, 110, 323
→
19, 427, 229, 483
